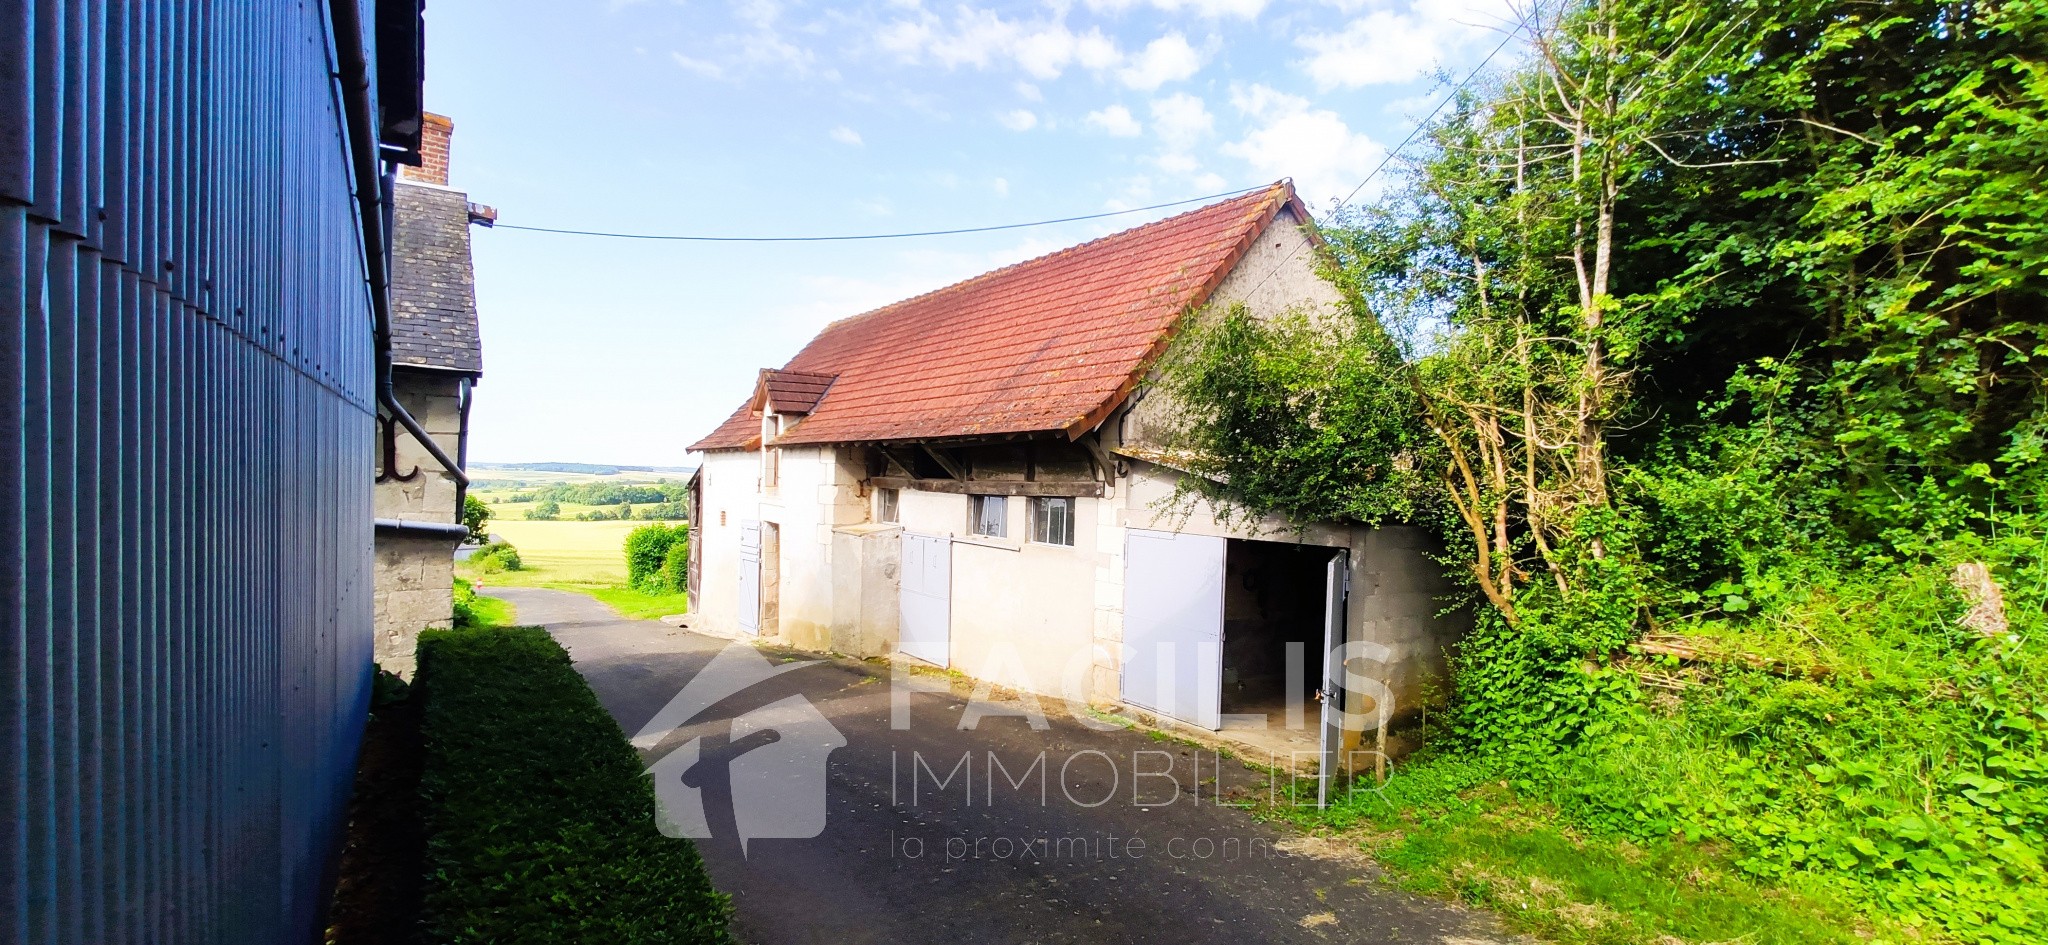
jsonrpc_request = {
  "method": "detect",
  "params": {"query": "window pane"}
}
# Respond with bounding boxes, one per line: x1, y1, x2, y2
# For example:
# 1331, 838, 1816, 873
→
878, 488, 899, 524
973, 495, 1005, 537
1030, 496, 1074, 546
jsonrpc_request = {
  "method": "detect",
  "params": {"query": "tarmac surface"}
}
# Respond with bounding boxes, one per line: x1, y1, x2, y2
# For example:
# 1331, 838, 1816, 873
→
487, 586, 1514, 945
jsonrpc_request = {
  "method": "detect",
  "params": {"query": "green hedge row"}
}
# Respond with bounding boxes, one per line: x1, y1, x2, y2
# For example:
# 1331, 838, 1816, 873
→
414, 625, 732, 943
625, 523, 688, 593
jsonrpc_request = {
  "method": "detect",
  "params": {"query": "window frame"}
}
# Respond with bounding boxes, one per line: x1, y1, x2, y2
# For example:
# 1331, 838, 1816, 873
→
968, 494, 1007, 538
876, 487, 900, 524
1028, 495, 1076, 546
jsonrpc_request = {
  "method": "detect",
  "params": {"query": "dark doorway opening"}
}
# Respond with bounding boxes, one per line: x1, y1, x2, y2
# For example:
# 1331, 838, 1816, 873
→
1220, 539, 1327, 737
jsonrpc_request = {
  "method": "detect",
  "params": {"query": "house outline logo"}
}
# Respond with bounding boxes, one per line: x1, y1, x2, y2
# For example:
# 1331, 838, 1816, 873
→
633, 644, 846, 856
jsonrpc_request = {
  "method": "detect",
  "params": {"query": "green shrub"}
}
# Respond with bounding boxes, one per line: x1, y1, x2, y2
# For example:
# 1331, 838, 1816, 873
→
659, 536, 689, 595
462, 493, 492, 544
469, 540, 522, 573
525, 499, 561, 521
451, 577, 513, 629
414, 626, 732, 944
624, 523, 685, 592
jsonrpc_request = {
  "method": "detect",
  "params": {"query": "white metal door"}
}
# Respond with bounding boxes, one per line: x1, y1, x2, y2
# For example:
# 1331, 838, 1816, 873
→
897, 532, 950, 666
1121, 529, 1225, 730
1318, 550, 1350, 807
737, 520, 761, 635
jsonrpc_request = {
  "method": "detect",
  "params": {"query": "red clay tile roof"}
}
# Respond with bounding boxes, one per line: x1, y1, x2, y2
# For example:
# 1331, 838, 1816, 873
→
760, 370, 837, 414
690, 181, 1309, 451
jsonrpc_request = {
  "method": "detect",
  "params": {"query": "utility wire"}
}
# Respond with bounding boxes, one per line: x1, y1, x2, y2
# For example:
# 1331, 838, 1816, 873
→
1235, 21, 1524, 303
488, 184, 1270, 242
487, 24, 1520, 247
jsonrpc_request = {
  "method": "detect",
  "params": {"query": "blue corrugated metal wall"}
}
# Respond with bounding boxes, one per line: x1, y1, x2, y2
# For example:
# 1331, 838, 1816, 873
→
4, 2, 383, 942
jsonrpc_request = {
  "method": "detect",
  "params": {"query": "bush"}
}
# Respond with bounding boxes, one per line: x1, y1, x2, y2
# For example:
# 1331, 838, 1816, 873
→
470, 540, 522, 573
624, 523, 686, 592
462, 493, 492, 544
659, 537, 689, 596
525, 499, 561, 521
414, 626, 733, 943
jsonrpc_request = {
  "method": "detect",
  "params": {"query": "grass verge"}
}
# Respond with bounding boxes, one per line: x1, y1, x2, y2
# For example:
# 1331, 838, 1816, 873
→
414, 625, 732, 943
1268, 753, 1923, 945
452, 577, 515, 629
574, 584, 692, 620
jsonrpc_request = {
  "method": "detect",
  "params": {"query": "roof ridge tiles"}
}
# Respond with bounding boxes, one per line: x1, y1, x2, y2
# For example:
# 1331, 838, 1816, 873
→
688, 181, 1311, 452
807, 182, 1291, 338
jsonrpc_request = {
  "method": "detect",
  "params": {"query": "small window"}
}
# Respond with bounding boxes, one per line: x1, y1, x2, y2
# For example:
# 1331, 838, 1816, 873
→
969, 495, 1007, 538
1030, 496, 1075, 546
876, 487, 900, 524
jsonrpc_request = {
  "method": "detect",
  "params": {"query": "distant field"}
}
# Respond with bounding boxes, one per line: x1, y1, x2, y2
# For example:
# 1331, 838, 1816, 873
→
468, 463, 694, 487
471, 519, 645, 586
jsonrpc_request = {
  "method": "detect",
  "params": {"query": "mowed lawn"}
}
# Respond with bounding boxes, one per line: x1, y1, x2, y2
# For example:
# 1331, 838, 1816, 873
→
474, 519, 645, 586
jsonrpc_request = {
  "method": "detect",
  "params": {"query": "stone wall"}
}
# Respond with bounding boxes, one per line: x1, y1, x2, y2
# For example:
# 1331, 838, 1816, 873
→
373, 532, 457, 676
372, 368, 468, 677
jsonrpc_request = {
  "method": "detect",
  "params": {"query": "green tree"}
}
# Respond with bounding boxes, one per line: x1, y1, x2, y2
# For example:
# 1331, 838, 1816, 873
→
462, 493, 492, 544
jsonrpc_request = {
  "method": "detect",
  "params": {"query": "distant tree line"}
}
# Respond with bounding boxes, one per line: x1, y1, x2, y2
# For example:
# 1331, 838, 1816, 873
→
504, 481, 689, 508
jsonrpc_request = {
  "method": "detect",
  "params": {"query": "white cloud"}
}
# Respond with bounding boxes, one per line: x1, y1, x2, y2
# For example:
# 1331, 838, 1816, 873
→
1014, 81, 1045, 102
992, 177, 1011, 197
1118, 32, 1204, 90
669, 0, 820, 80
1148, 92, 1213, 151
670, 52, 725, 79
1224, 83, 1384, 206
829, 125, 864, 146
1085, 0, 1270, 18
1085, 104, 1144, 137
1295, 0, 1514, 89
997, 108, 1040, 131
876, 7, 1123, 81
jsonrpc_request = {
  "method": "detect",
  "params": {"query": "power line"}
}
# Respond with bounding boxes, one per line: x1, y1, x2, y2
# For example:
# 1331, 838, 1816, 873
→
485, 25, 1519, 248
1236, 22, 1524, 303
487, 184, 1271, 243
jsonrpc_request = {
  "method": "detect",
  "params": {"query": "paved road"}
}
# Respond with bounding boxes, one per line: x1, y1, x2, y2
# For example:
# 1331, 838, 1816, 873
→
486, 587, 1510, 945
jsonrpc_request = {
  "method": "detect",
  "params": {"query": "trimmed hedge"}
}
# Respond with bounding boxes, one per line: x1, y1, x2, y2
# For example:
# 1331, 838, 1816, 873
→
415, 625, 733, 943
624, 523, 687, 592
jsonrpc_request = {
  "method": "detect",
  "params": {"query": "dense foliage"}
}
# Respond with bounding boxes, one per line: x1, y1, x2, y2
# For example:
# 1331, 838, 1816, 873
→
468, 540, 523, 573
510, 481, 690, 507
625, 523, 689, 594
461, 494, 492, 544
1160, 0, 2046, 938
414, 626, 732, 943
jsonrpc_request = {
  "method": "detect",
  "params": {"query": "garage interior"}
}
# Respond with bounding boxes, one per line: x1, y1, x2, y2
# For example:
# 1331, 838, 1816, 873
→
1218, 538, 1331, 758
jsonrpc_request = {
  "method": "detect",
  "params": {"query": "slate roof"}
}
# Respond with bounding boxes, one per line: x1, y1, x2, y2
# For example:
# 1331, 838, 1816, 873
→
690, 181, 1308, 452
390, 181, 483, 375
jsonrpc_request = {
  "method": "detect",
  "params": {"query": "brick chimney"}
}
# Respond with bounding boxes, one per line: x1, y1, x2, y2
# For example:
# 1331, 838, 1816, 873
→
400, 112, 454, 186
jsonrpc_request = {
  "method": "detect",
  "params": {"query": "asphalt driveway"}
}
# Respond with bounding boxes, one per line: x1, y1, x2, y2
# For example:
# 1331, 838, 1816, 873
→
485, 587, 1511, 945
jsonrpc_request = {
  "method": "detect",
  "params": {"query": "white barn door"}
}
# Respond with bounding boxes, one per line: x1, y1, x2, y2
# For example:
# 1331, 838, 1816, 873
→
1319, 550, 1350, 807
1121, 529, 1225, 730
737, 520, 761, 635
898, 532, 951, 666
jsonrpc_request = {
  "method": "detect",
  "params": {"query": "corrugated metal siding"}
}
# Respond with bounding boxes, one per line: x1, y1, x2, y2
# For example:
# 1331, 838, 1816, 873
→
4, 3, 381, 943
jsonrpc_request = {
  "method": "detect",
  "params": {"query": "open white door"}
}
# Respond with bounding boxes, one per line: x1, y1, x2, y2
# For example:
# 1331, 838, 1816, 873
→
898, 532, 951, 666
1121, 529, 1225, 730
1318, 550, 1349, 807
737, 520, 762, 636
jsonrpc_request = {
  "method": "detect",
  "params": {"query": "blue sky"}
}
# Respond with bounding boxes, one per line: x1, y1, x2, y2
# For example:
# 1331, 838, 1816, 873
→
424, 0, 1517, 466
